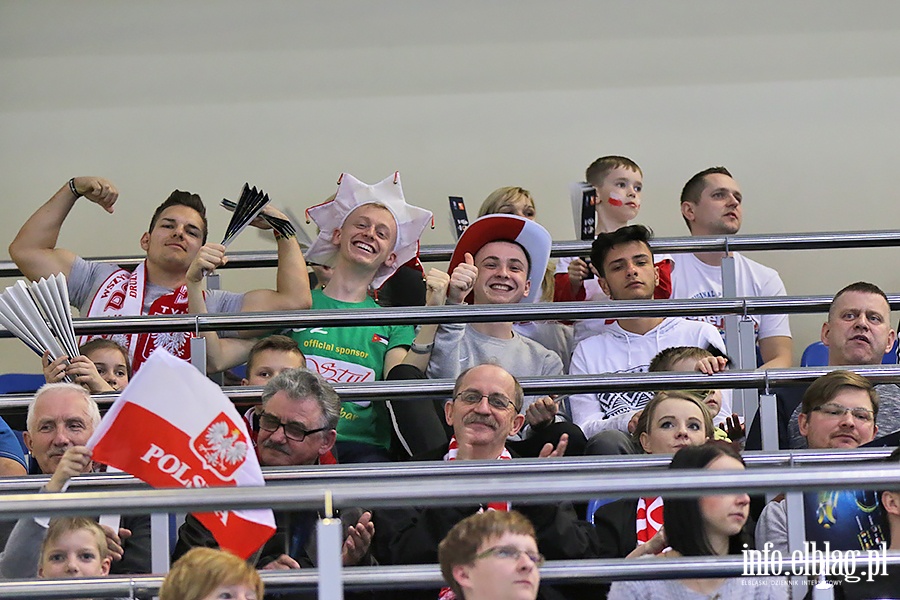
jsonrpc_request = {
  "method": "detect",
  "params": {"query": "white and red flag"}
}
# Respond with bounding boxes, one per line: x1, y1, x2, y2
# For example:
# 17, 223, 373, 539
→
87, 349, 276, 559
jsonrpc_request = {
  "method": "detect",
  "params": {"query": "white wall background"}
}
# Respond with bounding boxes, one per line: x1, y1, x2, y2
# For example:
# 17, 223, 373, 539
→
2, 0, 900, 372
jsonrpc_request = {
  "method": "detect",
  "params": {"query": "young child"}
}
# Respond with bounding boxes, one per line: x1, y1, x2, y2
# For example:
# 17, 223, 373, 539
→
160, 547, 263, 600
649, 345, 743, 441
554, 156, 672, 343
38, 517, 111, 579
42, 339, 131, 393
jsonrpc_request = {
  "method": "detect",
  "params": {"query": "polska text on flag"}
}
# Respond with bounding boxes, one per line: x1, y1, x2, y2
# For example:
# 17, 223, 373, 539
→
87, 349, 276, 559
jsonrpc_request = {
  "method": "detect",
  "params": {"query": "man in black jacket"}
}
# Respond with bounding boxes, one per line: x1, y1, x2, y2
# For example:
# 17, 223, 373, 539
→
173, 368, 374, 570
383, 364, 599, 600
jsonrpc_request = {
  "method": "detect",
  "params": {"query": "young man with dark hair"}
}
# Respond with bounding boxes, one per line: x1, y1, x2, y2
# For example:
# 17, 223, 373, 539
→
9, 176, 311, 373
668, 166, 793, 369
568, 225, 725, 453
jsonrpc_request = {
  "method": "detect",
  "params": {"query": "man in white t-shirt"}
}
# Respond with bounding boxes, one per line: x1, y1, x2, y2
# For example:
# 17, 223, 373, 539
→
669, 167, 792, 369
568, 225, 726, 452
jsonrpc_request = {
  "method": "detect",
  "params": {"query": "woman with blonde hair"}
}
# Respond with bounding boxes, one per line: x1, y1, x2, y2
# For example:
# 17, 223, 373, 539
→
160, 547, 263, 600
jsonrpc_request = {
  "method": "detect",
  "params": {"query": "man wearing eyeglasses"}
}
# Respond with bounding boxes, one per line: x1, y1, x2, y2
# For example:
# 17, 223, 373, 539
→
756, 370, 879, 554
438, 510, 546, 600
173, 368, 375, 570
385, 364, 599, 600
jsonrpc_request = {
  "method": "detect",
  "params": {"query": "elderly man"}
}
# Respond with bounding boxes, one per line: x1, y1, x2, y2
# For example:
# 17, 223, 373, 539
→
756, 370, 879, 554
0, 383, 150, 577
386, 364, 599, 600
173, 368, 374, 569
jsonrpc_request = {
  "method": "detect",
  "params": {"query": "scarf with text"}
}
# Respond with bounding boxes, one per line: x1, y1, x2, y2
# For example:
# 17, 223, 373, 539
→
80, 261, 198, 372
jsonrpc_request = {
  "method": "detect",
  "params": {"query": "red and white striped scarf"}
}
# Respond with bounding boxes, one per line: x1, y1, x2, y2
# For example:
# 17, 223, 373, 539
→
635, 496, 664, 546
439, 436, 513, 600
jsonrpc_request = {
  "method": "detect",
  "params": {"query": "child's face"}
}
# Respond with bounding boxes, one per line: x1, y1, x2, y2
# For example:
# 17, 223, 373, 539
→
670, 357, 723, 417
594, 166, 642, 223
39, 529, 110, 578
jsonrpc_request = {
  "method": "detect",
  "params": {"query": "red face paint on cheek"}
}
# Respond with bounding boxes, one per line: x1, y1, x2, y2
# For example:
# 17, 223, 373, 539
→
607, 196, 624, 207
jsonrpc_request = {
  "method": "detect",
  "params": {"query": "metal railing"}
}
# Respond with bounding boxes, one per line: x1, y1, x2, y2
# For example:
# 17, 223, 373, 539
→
1, 460, 899, 598
4, 229, 900, 278
3, 364, 900, 411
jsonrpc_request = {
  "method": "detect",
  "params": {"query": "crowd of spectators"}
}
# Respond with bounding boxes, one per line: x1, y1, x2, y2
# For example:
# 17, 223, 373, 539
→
1, 159, 898, 599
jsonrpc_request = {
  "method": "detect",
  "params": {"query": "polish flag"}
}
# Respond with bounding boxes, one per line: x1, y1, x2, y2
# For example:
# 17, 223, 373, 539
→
87, 349, 276, 559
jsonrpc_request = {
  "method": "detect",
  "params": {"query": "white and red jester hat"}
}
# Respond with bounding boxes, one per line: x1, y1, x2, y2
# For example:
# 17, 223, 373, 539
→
304, 172, 434, 289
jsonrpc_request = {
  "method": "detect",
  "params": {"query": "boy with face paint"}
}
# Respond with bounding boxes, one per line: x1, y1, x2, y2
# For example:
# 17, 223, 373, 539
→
285, 173, 435, 463
554, 156, 673, 342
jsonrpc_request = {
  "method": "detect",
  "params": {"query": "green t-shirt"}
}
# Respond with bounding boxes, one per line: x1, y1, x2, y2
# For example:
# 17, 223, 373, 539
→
287, 289, 415, 450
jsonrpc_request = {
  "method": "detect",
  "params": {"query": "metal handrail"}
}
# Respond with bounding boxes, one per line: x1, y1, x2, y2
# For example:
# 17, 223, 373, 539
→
3, 364, 899, 410
0, 462, 898, 518
5, 554, 900, 598
0, 447, 894, 493
4, 293, 899, 339
4, 229, 900, 278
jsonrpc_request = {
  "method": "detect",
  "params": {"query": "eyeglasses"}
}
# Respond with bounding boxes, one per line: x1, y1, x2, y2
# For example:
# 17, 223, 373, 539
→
257, 411, 329, 441
455, 391, 517, 411
812, 402, 875, 423
474, 545, 544, 566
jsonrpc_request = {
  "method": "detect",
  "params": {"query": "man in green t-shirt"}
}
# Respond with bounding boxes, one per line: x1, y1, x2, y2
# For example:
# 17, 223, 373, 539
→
288, 172, 440, 462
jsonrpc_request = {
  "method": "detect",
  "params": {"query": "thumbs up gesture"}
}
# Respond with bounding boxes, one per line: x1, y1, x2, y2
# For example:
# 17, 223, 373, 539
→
447, 252, 477, 305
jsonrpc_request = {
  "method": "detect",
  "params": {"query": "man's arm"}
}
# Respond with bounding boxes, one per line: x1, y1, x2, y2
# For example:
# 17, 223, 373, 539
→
240, 206, 312, 313
9, 176, 117, 281
759, 335, 793, 369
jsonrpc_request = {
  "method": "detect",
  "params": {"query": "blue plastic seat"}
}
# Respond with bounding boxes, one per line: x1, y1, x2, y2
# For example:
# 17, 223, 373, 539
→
0, 373, 45, 394
801, 340, 898, 367
586, 497, 614, 524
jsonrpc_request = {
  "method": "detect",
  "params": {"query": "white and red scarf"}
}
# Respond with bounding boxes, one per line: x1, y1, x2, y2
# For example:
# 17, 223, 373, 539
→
635, 496, 664, 546
80, 261, 196, 373
438, 436, 513, 600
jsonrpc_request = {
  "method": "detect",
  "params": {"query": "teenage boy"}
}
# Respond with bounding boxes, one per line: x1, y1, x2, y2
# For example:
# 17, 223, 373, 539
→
425, 214, 583, 456
438, 510, 542, 600
287, 172, 435, 463
568, 225, 725, 452
9, 176, 311, 372
668, 166, 792, 369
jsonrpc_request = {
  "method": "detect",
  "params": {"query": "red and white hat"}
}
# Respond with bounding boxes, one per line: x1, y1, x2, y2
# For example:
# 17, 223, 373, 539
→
448, 214, 551, 303
304, 172, 433, 289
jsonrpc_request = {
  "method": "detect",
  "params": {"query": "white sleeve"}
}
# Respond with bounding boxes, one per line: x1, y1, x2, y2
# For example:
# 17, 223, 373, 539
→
758, 271, 792, 339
